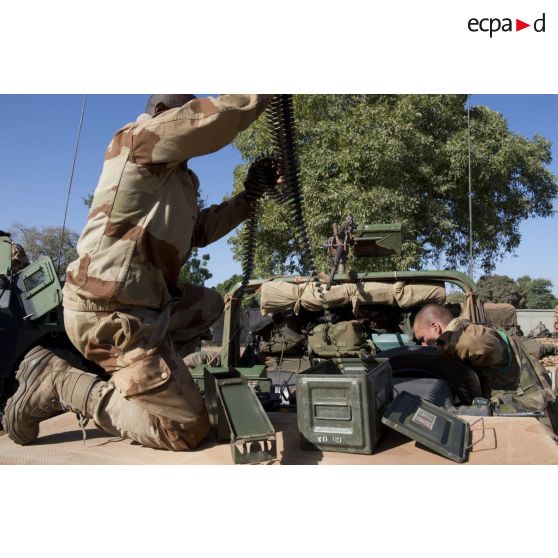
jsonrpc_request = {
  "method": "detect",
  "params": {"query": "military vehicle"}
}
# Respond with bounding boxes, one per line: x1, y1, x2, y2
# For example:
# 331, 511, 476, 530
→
0, 232, 103, 428
193, 221, 558, 463
2, 92, 557, 463
3, 221, 558, 465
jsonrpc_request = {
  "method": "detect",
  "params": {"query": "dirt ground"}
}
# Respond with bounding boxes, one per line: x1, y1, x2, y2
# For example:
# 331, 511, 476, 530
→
537, 337, 558, 368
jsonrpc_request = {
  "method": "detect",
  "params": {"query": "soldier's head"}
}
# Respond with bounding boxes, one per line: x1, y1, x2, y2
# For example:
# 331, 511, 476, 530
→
413, 304, 453, 347
145, 94, 197, 117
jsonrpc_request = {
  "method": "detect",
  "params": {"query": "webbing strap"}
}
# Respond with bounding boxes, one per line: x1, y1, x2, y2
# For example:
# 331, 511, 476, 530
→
491, 329, 512, 374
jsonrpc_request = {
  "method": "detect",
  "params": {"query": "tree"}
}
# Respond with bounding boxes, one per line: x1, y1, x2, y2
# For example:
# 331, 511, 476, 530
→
229, 95, 557, 278
215, 273, 243, 297
215, 273, 259, 308
178, 251, 212, 286
517, 275, 556, 308
10, 223, 78, 278
477, 275, 522, 306
516, 275, 531, 308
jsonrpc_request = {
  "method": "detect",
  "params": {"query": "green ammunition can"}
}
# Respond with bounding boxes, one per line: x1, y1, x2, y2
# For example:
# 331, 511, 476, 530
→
296, 358, 393, 454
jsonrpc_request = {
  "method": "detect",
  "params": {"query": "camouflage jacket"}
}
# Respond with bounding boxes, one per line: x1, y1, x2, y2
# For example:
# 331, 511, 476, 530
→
63, 95, 270, 312
437, 318, 519, 396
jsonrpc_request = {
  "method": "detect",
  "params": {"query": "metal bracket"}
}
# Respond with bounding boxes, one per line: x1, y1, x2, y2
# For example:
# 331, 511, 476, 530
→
465, 417, 486, 451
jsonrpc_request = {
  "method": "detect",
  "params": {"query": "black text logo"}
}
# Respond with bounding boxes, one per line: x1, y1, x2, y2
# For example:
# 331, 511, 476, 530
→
468, 13, 546, 37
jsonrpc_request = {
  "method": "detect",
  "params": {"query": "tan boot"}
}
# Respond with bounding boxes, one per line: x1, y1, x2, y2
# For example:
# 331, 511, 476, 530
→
2, 346, 101, 445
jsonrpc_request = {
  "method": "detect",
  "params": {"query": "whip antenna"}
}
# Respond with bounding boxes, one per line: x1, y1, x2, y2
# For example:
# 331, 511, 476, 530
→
57, 94, 87, 276
467, 94, 474, 279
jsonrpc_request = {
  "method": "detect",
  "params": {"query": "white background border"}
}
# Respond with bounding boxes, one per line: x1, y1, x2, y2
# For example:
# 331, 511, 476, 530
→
2, 1, 557, 556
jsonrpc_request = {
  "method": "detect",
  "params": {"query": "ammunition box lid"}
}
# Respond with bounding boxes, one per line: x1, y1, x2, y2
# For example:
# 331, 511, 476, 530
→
353, 224, 402, 257
381, 391, 471, 463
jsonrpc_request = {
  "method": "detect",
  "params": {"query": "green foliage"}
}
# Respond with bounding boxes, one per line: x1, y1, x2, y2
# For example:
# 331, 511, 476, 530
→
10, 222, 78, 278
215, 273, 259, 308
215, 273, 243, 297
478, 274, 556, 308
516, 275, 556, 309
178, 251, 212, 286
230, 95, 557, 277
446, 291, 465, 304
477, 275, 522, 306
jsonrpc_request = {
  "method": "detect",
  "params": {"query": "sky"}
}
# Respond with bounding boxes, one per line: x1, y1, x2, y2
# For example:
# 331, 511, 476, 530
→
0, 94, 557, 292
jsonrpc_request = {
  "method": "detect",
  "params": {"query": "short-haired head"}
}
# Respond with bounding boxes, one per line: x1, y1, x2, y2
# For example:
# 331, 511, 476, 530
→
413, 304, 454, 347
145, 94, 197, 117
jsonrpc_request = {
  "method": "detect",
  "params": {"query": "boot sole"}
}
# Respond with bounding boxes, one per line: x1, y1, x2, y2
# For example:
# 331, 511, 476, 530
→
4, 347, 62, 445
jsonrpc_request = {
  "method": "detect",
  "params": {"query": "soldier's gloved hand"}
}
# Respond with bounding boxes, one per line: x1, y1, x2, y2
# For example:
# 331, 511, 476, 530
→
243, 156, 284, 203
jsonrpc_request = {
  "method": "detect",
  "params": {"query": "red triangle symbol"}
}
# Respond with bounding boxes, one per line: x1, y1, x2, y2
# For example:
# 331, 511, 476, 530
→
516, 19, 530, 31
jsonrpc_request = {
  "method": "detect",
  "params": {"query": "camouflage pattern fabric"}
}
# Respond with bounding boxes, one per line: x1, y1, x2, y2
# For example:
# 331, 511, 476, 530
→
11, 242, 29, 274
183, 348, 222, 369
555, 305, 558, 333
437, 318, 519, 397
61, 94, 270, 450
490, 336, 552, 414
63, 285, 224, 450
437, 318, 551, 413
63, 94, 270, 312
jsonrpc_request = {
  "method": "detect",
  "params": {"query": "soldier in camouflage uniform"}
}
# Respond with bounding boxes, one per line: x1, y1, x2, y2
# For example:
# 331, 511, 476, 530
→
414, 304, 553, 414
413, 304, 519, 398
554, 305, 558, 334
3, 94, 275, 451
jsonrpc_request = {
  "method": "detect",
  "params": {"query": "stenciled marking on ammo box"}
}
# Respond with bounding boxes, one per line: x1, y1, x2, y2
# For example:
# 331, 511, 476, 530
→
316, 434, 344, 444
411, 407, 437, 430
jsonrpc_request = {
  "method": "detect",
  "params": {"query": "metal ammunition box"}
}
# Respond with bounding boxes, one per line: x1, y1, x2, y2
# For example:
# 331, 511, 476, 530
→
191, 364, 271, 395
381, 391, 472, 463
353, 224, 402, 257
203, 368, 277, 464
296, 358, 393, 454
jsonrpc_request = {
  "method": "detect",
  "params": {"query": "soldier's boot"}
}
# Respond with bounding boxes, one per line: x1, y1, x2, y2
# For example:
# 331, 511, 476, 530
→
2, 346, 102, 445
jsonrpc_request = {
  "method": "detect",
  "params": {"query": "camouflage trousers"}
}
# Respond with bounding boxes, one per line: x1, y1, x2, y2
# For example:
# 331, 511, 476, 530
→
63, 285, 224, 451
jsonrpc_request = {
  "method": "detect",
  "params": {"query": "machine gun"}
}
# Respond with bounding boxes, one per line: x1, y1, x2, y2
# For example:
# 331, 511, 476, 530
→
322, 218, 403, 289
322, 214, 357, 290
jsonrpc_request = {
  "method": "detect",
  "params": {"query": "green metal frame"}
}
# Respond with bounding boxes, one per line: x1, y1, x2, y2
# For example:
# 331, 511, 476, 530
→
220, 270, 481, 367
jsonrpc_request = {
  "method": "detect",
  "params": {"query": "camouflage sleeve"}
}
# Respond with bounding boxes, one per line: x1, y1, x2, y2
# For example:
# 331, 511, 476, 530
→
437, 323, 508, 369
130, 95, 271, 164
192, 192, 250, 247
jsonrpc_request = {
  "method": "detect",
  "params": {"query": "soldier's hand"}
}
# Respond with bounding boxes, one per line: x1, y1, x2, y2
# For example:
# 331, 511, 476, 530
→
244, 156, 284, 202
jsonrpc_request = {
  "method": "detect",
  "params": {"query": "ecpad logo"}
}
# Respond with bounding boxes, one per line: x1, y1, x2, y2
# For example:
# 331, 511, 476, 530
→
468, 13, 546, 37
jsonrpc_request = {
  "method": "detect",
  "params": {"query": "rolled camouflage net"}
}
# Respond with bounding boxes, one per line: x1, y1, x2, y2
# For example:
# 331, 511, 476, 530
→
260, 280, 445, 315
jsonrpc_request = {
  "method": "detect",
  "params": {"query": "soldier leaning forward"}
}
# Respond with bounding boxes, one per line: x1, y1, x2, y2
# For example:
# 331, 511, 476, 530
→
3, 94, 278, 451
413, 304, 551, 414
